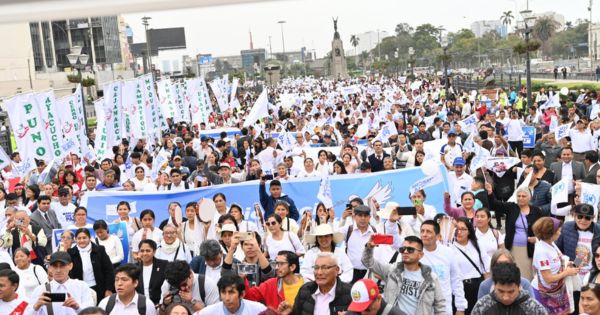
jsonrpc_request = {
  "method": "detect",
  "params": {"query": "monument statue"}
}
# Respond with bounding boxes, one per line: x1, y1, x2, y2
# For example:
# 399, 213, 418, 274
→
329, 17, 348, 79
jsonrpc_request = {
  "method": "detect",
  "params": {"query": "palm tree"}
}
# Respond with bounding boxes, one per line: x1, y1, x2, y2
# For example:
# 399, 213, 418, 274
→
501, 11, 514, 33
565, 21, 573, 29
350, 34, 360, 57
532, 16, 560, 42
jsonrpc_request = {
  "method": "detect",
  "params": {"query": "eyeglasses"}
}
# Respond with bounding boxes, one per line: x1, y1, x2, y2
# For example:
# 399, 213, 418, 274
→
312, 264, 337, 271
164, 231, 177, 235
577, 215, 593, 221
266, 221, 278, 226
399, 246, 421, 254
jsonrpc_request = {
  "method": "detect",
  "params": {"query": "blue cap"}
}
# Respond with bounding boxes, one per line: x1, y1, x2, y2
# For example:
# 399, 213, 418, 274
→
453, 157, 466, 166
200, 136, 209, 142
448, 130, 457, 136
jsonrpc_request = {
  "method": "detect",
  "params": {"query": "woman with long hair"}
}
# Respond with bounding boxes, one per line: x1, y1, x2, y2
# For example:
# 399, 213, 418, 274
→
131, 166, 153, 191
474, 208, 504, 258
332, 160, 347, 175
414, 150, 425, 167
532, 217, 579, 314
273, 200, 299, 234
315, 149, 333, 174
300, 224, 353, 282
264, 214, 305, 259
585, 245, 600, 284
62, 170, 81, 195
24, 185, 40, 211
93, 220, 124, 268
131, 209, 162, 260
452, 217, 490, 315
112, 201, 141, 243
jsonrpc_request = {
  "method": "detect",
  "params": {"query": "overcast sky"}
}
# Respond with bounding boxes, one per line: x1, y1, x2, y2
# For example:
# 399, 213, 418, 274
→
124, 0, 597, 59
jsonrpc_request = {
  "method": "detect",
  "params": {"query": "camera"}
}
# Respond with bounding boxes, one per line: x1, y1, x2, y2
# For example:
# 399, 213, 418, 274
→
15, 219, 23, 226
169, 286, 183, 304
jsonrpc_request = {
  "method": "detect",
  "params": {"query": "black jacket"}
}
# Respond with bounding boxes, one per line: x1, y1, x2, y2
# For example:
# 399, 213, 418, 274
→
489, 194, 545, 257
291, 278, 352, 315
68, 243, 115, 298
368, 152, 391, 172
471, 290, 547, 315
136, 258, 169, 305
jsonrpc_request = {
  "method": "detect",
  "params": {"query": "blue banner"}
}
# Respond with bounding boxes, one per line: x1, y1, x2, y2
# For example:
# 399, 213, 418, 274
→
522, 126, 536, 149
82, 167, 449, 226
51, 222, 130, 263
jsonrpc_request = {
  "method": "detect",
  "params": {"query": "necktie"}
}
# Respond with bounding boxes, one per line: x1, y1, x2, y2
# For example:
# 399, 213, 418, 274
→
44, 213, 54, 229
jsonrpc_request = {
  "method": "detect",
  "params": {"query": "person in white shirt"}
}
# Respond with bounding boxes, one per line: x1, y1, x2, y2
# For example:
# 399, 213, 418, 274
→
162, 169, 189, 192
420, 220, 468, 315
447, 157, 473, 207
296, 158, 319, 178
98, 264, 156, 315
474, 208, 504, 259
400, 190, 438, 235
264, 214, 305, 260
197, 274, 266, 315
13, 247, 48, 299
155, 224, 192, 263
26, 251, 94, 315
0, 269, 28, 315
131, 210, 163, 261
93, 220, 124, 267
51, 187, 77, 228
301, 224, 353, 282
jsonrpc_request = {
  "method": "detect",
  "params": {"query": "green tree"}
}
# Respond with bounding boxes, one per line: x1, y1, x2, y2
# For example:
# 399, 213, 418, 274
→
532, 16, 560, 55
350, 34, 360, 59
395, 23, 414, 36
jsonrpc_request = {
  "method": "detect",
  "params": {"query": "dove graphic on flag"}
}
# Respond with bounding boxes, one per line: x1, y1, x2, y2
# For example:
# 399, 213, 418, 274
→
580, 183, 600, 214
554, 123, 571, 140
508, 170, 533, 203
316, 170, 333, 209
550, 178, 569, 205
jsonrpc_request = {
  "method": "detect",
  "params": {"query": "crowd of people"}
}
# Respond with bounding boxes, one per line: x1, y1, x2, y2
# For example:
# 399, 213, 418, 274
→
0, 74, 599, 315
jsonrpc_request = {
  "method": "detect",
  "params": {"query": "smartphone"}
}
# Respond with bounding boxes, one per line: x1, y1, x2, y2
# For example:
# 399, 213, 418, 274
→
372, 234, 394, 245
263, 174, 274, 181
396, 207, 417, 216
574, 257, 583, 267
44, 293, 66, 302
196, 175, 205, 182
239, 232, 254, 241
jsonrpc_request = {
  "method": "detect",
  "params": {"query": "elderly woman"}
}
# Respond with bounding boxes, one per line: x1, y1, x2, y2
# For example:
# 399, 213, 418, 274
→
532, 217, 579, 314
155, 224, 192, 263
477, 249, 534, 299
300, 224, 353, 283
487, 185, 545, 280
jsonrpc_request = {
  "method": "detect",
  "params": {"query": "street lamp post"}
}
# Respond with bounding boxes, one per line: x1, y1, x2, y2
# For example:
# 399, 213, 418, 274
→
67, 46, 89, 132
441, 37, 449, 97
278, 20, 286, 77
142, 16, 153, 77
521, 9, 535, 109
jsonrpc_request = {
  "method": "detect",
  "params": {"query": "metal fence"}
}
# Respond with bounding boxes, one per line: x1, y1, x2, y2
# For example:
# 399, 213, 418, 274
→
453, 74, 522, 92
531, 72, 598, 81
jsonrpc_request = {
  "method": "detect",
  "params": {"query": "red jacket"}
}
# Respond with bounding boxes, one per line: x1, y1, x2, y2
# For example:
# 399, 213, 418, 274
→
243, 277, 285, 311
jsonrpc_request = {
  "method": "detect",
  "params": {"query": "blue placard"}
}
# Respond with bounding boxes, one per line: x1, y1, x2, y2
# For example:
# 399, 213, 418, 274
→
51, 222, 130, 263
522, 126, 536, 149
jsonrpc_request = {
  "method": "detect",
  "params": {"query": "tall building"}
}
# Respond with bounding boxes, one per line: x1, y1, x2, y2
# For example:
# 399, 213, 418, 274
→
28, 16, 124, 72
591, 24, 600, 64
470, 20, 507, 38
345, 30, 389, 57
240, 48, 266, 74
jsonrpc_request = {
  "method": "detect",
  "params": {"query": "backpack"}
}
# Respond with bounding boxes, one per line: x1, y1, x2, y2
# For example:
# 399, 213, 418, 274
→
168, 182, 189, 190
105, 293, 146, 315
345, 224, 377, 254
197, 274, 206, 303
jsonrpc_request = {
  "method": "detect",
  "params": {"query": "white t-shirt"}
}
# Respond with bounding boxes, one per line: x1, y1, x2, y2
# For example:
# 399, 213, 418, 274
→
142, 264, 152, 297
51, 202, 77, 226
397, 269, 424, 315
532, 241, 563, 289
265, 231, 305, 259
577, 230, 594, 280
452, 242, 490, 279
476, 228, 505, 259
131, 228, 163, 252
197, 300, 267, 315
422, 245, 468, 314
14, 264, 48, 299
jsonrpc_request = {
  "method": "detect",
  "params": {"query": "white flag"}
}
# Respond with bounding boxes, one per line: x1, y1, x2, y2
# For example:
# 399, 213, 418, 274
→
140, 74, 162, 138
73, 84, 90, 157
555, 124, 570, 140
0, 146, 10, 170
243, 89, 269, 127
5, 92, 53, 161
229, 78, 239, 107
55, 94, 82, 155
410, 171, 443, 195
581, 183, 600, 214
508, 170, 533, 203
485, 157, 520, 177
157, 79, 176, 119
94, 99, 111, 161
210, 80, 228, 112
316, 171, 333, 209
551, 178, 569, 205
35, 90, 64, 159
123, 80, 148, 139
549, 115, 559, 132
102, 81, 122, 146
470, 143, 491, 171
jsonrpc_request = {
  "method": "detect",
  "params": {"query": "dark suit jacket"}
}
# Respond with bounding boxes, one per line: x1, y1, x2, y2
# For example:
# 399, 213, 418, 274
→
584, 163, 600, 183
367, 152, 390, 172
68, 243, 115, 298
29, 209, 62, 252
550, 160, 585, 184
136, 258, 168, 305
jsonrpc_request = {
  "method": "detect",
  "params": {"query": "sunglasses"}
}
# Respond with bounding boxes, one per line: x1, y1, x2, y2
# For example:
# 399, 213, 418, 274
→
577, 215, 593, 221
266, 221, 278, 226
399, 246, 421, 254
594, 253, 600, 259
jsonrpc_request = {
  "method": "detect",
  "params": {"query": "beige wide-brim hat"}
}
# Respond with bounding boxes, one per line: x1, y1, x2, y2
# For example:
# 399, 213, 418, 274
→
305, 224, 343, 246
218, 224, 237, 238
377, 201, 400, 220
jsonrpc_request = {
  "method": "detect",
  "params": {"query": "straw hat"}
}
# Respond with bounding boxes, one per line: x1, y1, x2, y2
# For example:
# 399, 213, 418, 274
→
304, 224, 343, 246
377, 202, 400, 220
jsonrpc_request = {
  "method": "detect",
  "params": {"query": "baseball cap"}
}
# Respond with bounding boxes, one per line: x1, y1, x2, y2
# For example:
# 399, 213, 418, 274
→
574, 204, 594, 216
448, 130, 457, 137
49, 251, 72, 265
200, 136, 209, 142
354, 205, 370, 215
348, 279, 380, 312
218, 163, 231, 170
453, 157, 466, 166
